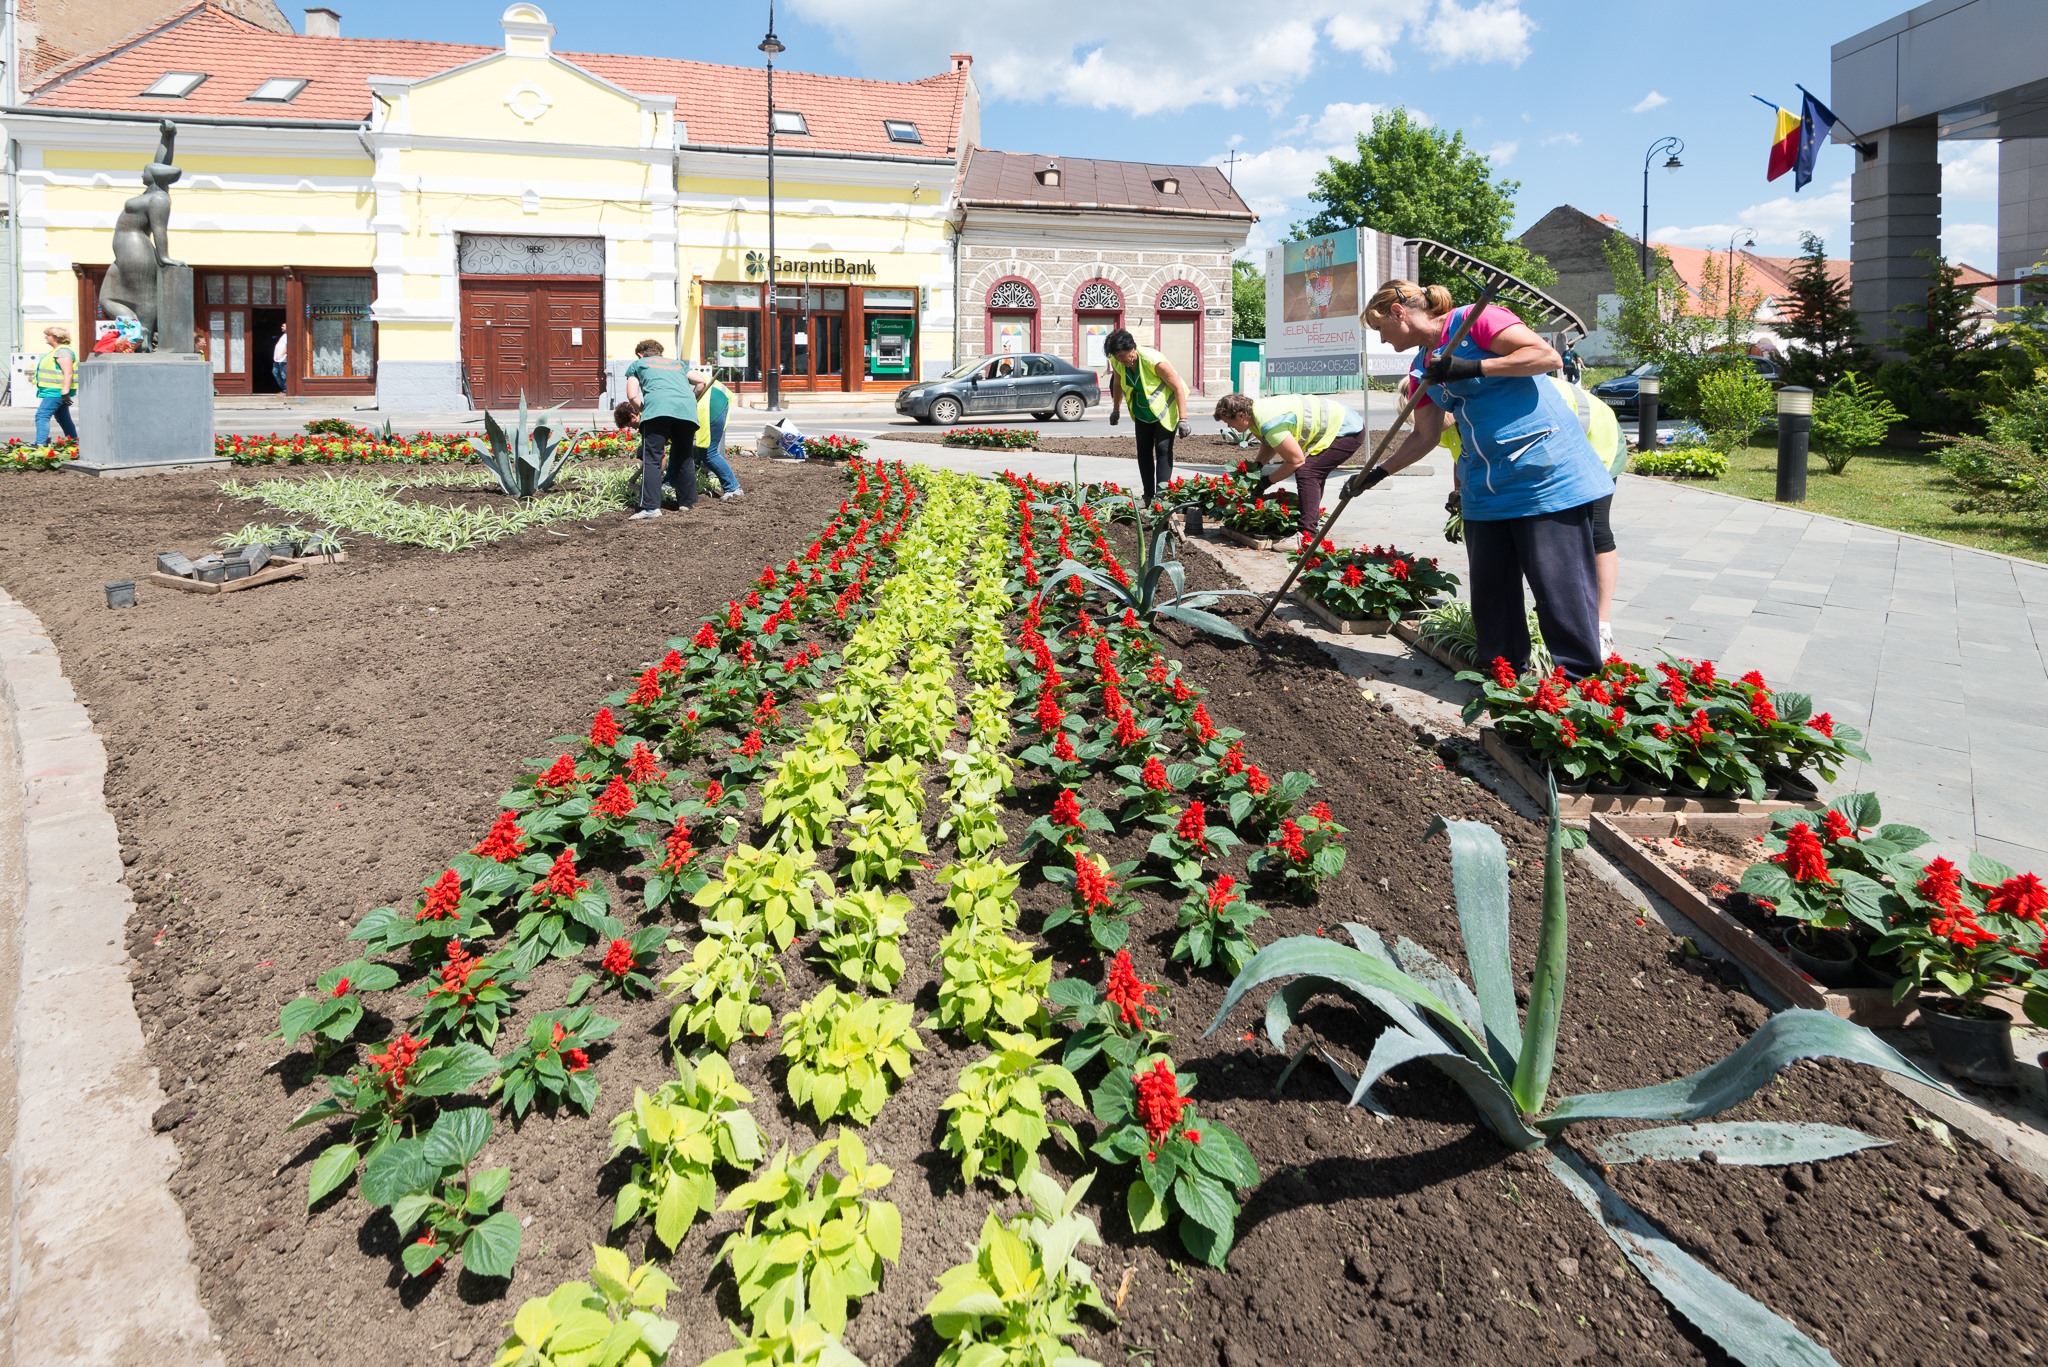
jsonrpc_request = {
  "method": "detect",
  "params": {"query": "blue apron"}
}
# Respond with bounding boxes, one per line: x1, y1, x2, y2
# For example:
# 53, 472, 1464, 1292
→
1415, 307, 1613, 522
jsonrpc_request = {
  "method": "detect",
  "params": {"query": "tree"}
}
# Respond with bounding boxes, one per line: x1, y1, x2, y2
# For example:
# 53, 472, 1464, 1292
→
1775, 232, 1867, 390
1599, 234, 1728, 419
1294, 107, 1553, 295
1875, 249, 2029, 433
1230, 258, 1265, 339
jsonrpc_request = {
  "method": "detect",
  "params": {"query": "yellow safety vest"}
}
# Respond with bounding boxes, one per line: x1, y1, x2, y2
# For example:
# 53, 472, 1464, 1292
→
1110, 345, 1180, 429
1439, 374, 1626, 475
1251, 394, 1351, 458
34, 347, 74, 394
693, 380, 729, 449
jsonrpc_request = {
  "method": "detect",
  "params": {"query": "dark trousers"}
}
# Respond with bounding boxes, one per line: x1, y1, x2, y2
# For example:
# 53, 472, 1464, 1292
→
1464, 501, 1604, 680
638, 416, 699, 511
1290, 430, 1366, 539
1134, 419, 1175, 502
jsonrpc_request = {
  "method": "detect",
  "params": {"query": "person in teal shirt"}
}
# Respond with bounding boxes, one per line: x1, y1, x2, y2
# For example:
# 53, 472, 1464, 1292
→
624, 339, 700, 520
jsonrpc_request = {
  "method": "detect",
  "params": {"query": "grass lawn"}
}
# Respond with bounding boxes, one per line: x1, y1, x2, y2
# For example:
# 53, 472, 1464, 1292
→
1677, 439, 2048, 564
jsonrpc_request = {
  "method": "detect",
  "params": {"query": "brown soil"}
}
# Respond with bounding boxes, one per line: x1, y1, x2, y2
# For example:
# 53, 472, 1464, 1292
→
0, 461, 2042, 1366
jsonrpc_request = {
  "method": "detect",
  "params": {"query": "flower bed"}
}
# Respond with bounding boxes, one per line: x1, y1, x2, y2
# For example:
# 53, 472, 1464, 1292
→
941, 427, 1037, 450
1162, 461, 1261, 516
1462, 654, 1868, 802
800, 433, 870, 461
1289, 539, 1459, 630
0, 426, 644, 470
1215, 494, 1295, 546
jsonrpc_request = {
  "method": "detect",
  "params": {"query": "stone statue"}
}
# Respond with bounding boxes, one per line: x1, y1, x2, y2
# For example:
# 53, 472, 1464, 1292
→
99, 119, 184, 352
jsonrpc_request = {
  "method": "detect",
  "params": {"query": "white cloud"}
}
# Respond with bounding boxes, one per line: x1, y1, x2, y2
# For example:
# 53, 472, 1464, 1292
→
1486, 140, 1520, 165
1541, 131, 1581, 147
1631, 91, 1669, 114
1941, 141, 1998, 200
1416, 0, 1534, 66
790, 0, 1528, 116
1944, 221, 1996, 268
1653, 178, 1851, 255
1311, 101, 1389, 146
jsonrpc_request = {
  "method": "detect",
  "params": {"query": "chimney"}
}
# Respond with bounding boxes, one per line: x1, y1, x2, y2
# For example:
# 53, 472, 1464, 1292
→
304, 7, 340, 37
949, 52, 973, 72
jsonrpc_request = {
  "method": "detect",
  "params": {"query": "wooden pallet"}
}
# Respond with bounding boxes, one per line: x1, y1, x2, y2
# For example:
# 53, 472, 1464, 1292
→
145, 551, 343, 596
1390, 619, 1477, 673
1289, 592, 1404, 636
1213, 526, 1290, 552
1479, 725, 1823, 823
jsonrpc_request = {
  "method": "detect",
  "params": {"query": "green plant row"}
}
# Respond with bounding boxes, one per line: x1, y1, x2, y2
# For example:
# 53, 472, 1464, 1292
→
224, 467, 636, 551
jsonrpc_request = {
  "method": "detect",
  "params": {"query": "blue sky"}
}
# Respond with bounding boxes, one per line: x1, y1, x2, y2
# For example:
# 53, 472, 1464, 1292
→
325, 1, 1998, 268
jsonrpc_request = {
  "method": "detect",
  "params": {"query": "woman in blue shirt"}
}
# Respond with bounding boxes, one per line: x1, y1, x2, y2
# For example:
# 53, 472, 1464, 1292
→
1355, 280, 1614, 678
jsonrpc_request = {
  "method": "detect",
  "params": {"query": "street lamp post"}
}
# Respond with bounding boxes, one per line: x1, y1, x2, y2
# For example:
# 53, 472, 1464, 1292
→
760, 6, 785, 412
1725, 228, 1755, 314
1639, 136, 1684, 281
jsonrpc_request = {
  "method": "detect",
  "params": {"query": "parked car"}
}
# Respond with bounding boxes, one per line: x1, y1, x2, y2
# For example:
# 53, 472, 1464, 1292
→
1591, 357, 1780, 418
894, 353, 1100, 425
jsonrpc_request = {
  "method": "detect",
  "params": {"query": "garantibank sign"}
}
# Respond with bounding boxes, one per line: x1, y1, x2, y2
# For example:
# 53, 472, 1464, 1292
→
743, 250, 880, 280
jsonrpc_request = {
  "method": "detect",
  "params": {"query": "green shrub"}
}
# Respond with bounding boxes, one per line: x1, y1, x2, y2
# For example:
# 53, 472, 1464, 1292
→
779, 987, 924, 1126
1696, 367, 1774, 454
1811, 373, 1904, 474
943, 427, 1037, 450
1630, 443, 1729, 478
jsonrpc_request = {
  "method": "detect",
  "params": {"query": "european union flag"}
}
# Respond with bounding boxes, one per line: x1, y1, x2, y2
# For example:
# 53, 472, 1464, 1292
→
1796, 91, 1840, 190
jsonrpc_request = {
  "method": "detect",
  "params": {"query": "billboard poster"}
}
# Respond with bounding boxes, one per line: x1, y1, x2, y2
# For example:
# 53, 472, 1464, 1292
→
1080, 320, 1115, 370
716, 326, 749, 368
995, 319, 1030, 355
1264, 228, 1419, 379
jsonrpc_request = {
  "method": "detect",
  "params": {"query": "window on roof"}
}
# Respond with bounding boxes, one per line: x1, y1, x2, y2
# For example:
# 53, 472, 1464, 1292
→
248, 78, 309, 103
142, 72, 207, 98
883, 119, 921, 144
771, 110, 808, 136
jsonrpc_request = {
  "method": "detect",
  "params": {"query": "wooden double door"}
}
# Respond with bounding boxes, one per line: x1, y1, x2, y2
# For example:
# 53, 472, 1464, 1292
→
460, 278, 603, 409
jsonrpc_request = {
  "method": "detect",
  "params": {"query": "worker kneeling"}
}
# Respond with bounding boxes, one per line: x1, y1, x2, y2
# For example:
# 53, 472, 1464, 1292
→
1211, 391, 1369, 544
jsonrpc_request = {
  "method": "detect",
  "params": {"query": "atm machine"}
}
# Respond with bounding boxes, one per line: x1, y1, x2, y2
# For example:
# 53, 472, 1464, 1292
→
867, 316, 913, 379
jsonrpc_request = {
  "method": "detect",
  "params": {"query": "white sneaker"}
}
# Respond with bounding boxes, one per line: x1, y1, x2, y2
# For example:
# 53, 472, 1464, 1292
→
629, 508, 663, 521
719, 487, 742, 500
1598, 621, 1614, 657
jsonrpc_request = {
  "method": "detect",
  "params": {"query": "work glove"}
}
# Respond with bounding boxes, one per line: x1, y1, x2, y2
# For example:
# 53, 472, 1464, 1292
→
1340, 464, 1390, 500
1109, 410, 1121, 428
1176, 420, 1191, 438
1443, 490, 1464, 545
1423, 350, 1484, 385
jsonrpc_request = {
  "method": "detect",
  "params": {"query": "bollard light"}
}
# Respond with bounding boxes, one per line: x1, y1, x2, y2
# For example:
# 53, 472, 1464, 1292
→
1636, 374, 1660, 455
1775, 386, 1812, 503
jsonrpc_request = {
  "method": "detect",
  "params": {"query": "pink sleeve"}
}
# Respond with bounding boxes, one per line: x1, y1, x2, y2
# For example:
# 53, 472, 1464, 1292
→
1402, 374, 1435, 411
1460, 304, 1524, 352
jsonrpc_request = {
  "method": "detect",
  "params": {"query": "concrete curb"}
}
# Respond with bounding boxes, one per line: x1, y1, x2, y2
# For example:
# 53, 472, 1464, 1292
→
0, 588, 221, 1365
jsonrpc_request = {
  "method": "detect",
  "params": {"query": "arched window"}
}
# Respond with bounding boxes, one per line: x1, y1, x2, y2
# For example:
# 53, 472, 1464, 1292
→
1155, 281, 1205, 393
1072, 278, 1124, 373
985, 276, 1039, 356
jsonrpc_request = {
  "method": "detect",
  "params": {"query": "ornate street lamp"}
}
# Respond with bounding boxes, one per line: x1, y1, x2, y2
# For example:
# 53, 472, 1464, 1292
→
760, 6, 786, 411
1640, 136, 1684, 281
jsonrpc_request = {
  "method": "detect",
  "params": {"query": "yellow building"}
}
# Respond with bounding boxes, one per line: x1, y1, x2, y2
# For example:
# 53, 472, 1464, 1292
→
5, 1, 972, 407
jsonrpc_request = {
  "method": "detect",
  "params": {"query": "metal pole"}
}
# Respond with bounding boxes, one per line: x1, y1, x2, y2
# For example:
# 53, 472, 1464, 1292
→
1637, 374, 1660, 454
1775, 386, 1811, 502
764, 50, 779, 412
1639, 157, 1650, 282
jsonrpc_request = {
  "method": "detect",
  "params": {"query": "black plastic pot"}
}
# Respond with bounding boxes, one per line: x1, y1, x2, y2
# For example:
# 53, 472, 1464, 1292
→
103, 580, 136, 609
1924, 1001, 2017, 1087
195, 561, 227, 584
1767, 764, 1821, 803
1782, 928, 1861, 989
1185, 508, 1204, 536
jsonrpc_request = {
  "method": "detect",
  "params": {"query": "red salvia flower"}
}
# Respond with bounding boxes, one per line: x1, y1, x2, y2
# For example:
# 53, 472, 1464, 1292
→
726, 600, 745, 630
1134, 1059, 1187, 1144
1207, 874, 1238, 913
657, 649, 685, 675
1342, 564, 1365, 588
1741, 670, 1768, 689
1389, 559, 1410, 580
1221, 741, 1247, 776
1690, 659, 1718, 687
1773, 823, 1835, 885
1074, 854, 1116, 913
736, 640, 756, 665
1682, 708, 1714, 744
1146, 658, 1170, 685
589, 707, 621, 749
1490, 656, 1517, 688
734, 729, 766, 759
1309, 801, 1334, 824
1175, 800, 1210, 849
1532, 680, 1566, 714
628, 667, 663, 707
593, 776, 637, 819
1092, 637, 1117, 671
1113, 711, 1149, 749
1122, 608, 1140, 630
601, 937, 634, 977
562, 1048, 590, 1072
537, 849, 588, 900
1273, 819, 1309, 862
1822, 810, 1856, 843
1750, 691, 1779, 724
704, 779, 725, 805
1245, 765, 1271, 796
1809, 712, 1836, 738
693, 622, 719, 649
1034, 691, 1065, 735
367, 1032, 425, 1092
1104, 950, 1160, 1027
1576, 677, 1612, 704
330, 976, 352, 998
1141, 756, 1172, 792
1608, 705, 1627, 728
625, 742, 665, 785
1170, 676, 1197, 704
417, 869, 463, 923
536, 753, 581, 790
1558, 717, 1579, 747
1190, 704, 1218, 743
1051, 790, 1086, 830
1984, 872, 2048, 925
661, 824, 696, 872
754, 694, 781, 727
471, 810, 528, 862
1101, 681, 1128, 718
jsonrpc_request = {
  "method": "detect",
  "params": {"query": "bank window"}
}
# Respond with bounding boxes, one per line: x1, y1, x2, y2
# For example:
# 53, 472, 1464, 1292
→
883, 120, 920, 144
703, 308, 762, 386
865, 287, 916, 310
805, 287, 846, 311
304, 275, 374, 379
143, 72, 206, 97
248, 78, 308, 103
702, 282, 761, 308
771, 110, 808, 135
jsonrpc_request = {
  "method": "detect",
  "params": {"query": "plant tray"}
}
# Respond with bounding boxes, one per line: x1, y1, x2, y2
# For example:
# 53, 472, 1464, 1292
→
1215, 527, 1288, 552
145, 553, 343, 596
1391, 619, 1477, 673
1478, 725, 1822, 823
1289, 592, 1404, 636
1586, 812, 1921, 1025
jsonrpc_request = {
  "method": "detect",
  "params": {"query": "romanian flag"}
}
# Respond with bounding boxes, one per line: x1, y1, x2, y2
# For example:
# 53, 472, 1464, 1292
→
1766, 104, 1801, 181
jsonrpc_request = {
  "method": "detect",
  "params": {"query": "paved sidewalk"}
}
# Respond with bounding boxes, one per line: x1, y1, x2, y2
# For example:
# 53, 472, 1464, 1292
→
866, 436, 2048, 873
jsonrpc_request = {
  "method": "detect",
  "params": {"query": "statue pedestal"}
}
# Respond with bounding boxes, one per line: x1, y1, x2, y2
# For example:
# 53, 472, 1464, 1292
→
60, 352, 223, 477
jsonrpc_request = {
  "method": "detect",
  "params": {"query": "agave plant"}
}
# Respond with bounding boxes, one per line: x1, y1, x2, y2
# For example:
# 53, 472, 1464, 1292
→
1047, 501, 1261, 643
469, 394, 583, 498
1207, 779, 1957, 1367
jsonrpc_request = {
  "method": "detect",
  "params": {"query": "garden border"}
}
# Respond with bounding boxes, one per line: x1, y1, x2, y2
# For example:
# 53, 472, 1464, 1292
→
1479, 725, 1822, 824
1286, 592, 1401, 637
0, 586, 221, 1366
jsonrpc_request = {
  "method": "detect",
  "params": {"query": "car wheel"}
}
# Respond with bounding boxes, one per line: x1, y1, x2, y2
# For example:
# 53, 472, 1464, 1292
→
930, 396, 962, 425
1031, 410, 1054, 420
1055, 393, 1086, 422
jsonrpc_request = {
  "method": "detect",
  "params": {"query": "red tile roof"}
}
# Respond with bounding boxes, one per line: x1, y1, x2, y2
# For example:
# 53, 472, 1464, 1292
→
23, 2, 969, 159
1655, 241, 1995, 315
956, 149, 1253, 217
